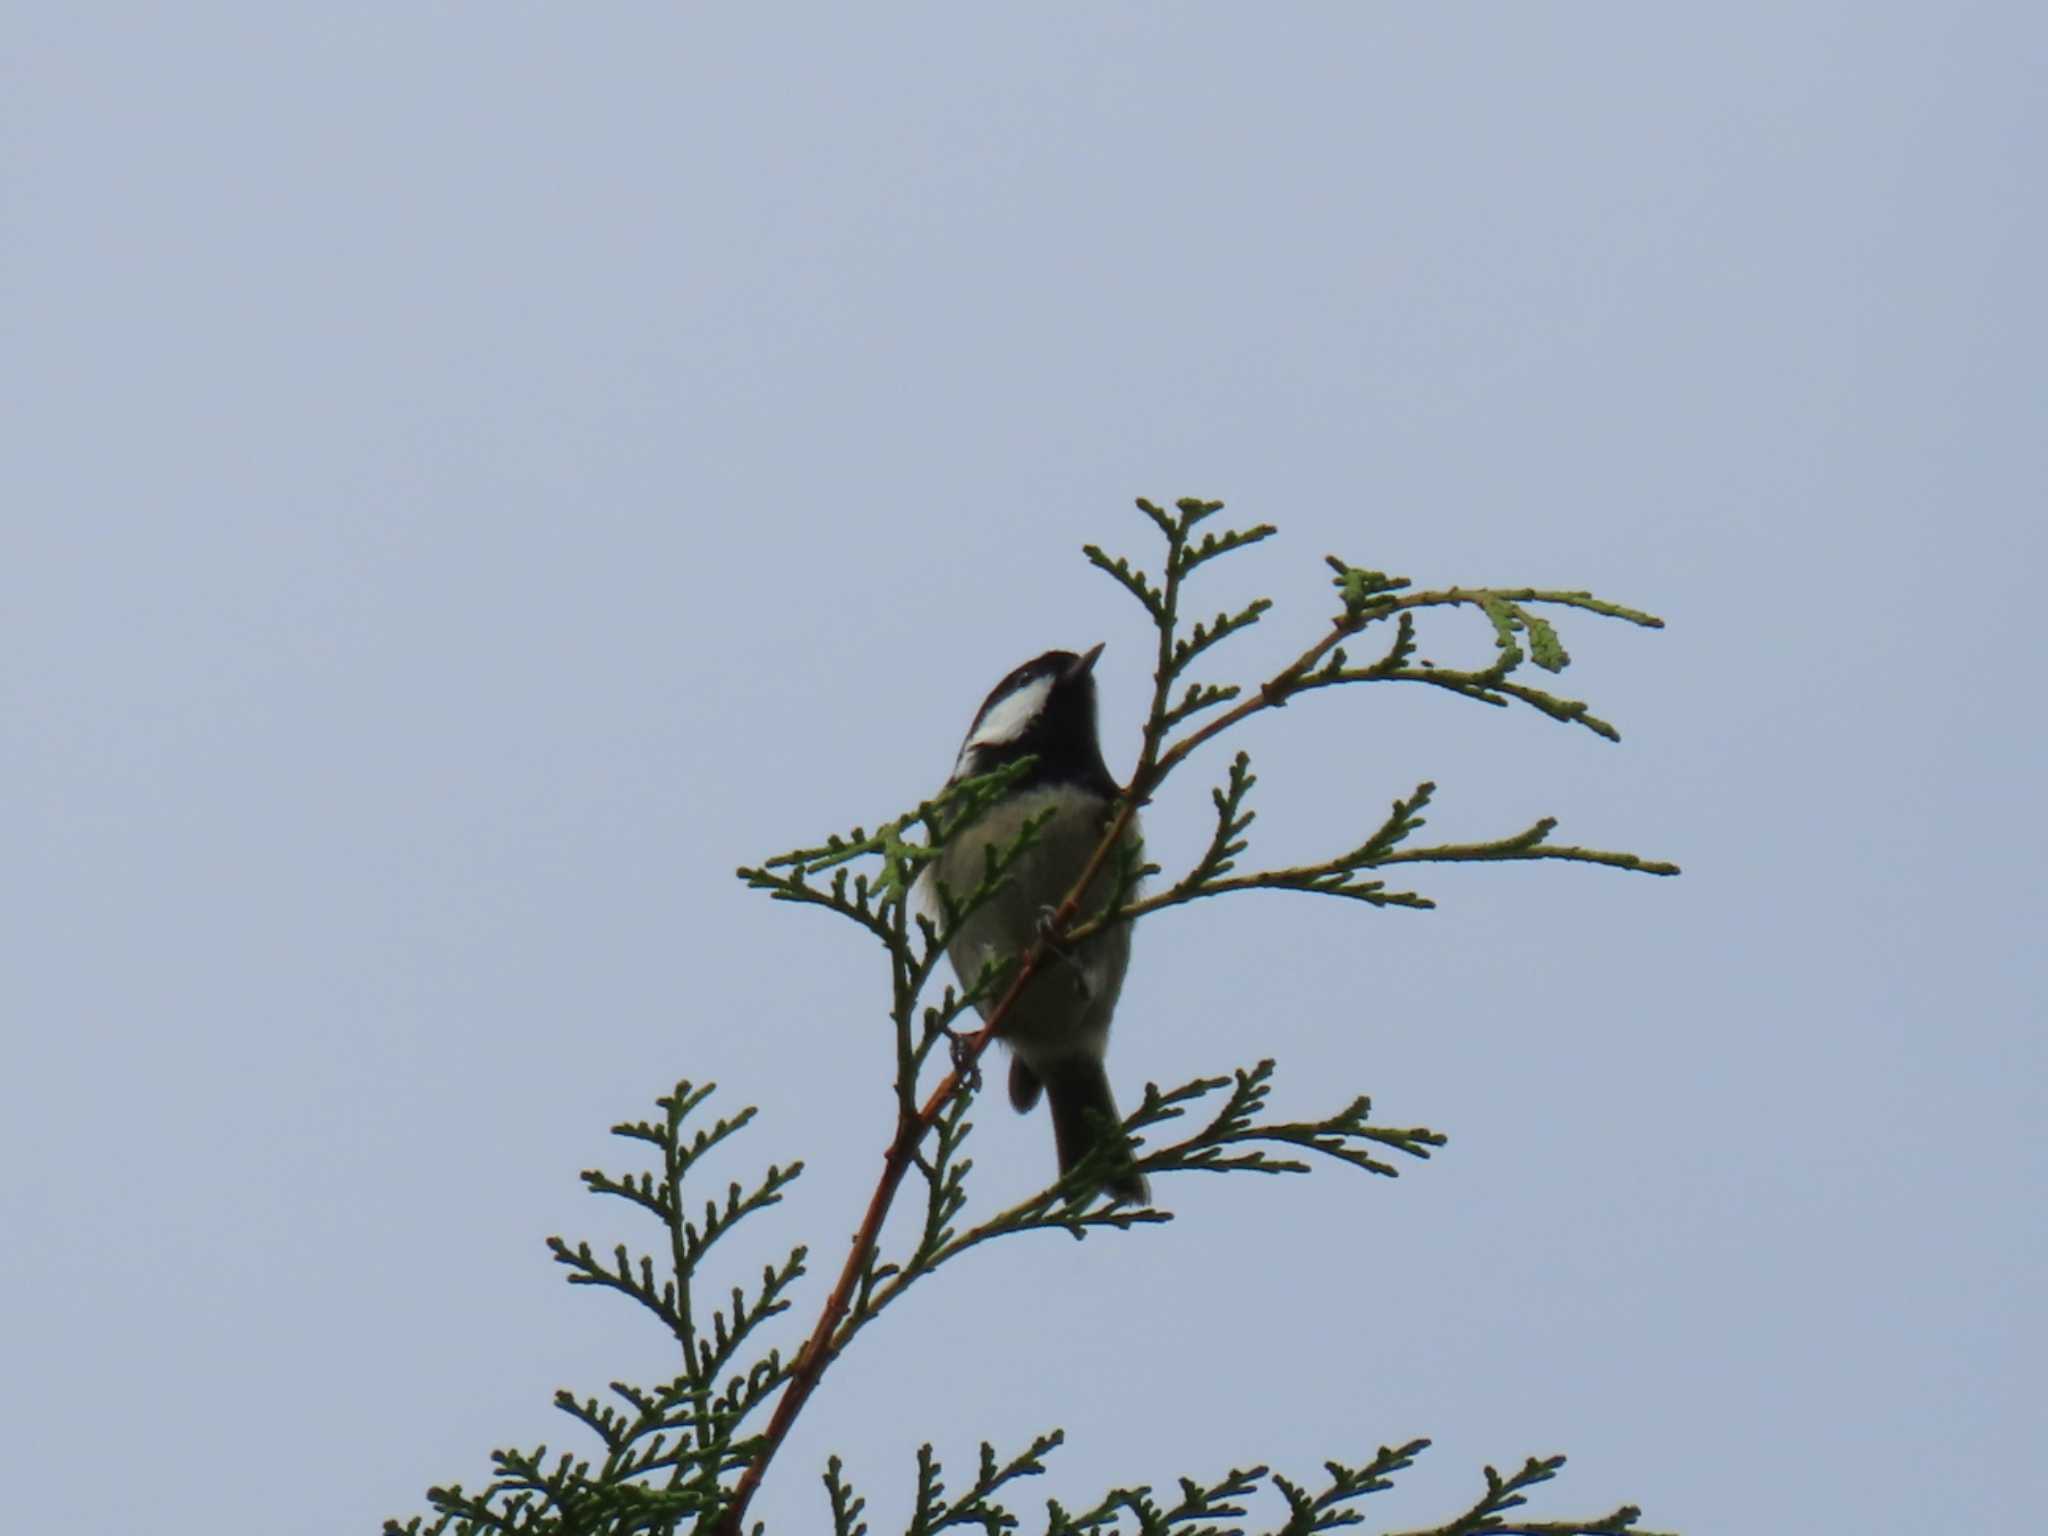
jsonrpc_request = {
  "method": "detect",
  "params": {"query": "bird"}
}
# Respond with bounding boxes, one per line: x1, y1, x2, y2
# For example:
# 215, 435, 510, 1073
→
924, 643, 1148, 1203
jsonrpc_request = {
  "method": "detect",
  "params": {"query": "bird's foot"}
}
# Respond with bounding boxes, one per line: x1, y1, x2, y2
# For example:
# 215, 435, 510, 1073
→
1035, 906, 1092, 1001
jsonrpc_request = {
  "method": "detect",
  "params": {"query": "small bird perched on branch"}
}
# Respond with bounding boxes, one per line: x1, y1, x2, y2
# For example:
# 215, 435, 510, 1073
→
926, 644, 1148, 1204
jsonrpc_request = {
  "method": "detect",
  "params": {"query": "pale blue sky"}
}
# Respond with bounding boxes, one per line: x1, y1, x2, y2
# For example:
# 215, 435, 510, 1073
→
4, 5, 2042, 1533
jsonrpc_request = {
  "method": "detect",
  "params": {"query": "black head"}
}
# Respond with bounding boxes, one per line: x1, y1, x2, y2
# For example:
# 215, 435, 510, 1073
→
950, 644, 1118, 796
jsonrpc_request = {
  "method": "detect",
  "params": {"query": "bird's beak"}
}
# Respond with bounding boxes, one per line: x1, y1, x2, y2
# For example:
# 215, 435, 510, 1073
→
1069, 643, 1105, 680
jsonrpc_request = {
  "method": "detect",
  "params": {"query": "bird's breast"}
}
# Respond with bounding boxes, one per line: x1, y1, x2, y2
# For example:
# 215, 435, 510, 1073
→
930, 786, 1139, 1058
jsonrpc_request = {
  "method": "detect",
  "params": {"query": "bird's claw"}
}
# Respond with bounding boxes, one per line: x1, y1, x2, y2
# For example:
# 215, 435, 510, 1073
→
944, 1025, 983, 1086
1033, 906, 1093, 1001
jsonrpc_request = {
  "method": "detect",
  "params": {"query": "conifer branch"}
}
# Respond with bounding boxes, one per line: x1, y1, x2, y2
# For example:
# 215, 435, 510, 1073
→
825, 1455, 872, 1536
1382, 1453, 1676, 1536
395, 496, 1678, 1536
715, 499, 1675, 1533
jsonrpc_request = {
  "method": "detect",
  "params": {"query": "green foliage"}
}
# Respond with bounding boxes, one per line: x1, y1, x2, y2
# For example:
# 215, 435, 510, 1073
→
390, 1082, 1670, 1536
820, 1432, 1674, 1536
392, 497, 1680, 1536
1302, 553, 1664, 743
387, 1084, 800, 1535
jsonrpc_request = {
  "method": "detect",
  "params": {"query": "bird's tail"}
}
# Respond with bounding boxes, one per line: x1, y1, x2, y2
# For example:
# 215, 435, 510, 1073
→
1037, 1055, 1149, 1205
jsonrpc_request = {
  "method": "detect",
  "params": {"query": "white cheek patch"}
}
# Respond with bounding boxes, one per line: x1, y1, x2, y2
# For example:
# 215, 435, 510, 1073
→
967, 676, 1052, 753
950, 675, 1052, 781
